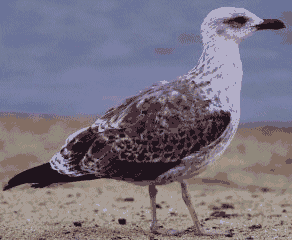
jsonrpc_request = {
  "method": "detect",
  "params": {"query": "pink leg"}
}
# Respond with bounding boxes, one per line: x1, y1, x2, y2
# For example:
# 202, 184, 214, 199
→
180, 180, 230, 236
149, 184, 158, 232
180, 180, 204, 234
148, 181, 230, 236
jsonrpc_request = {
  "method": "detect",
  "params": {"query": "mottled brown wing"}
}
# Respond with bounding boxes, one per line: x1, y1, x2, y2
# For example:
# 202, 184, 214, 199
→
81, 79, 230, 180
53, 79, 230, 181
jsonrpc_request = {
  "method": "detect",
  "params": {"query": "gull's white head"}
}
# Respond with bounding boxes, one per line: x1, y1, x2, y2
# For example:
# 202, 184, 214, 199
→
201, 7, 285, 45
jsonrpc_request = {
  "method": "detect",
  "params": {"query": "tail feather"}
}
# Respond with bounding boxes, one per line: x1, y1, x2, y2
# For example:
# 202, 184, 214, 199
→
3, 162, 99, 191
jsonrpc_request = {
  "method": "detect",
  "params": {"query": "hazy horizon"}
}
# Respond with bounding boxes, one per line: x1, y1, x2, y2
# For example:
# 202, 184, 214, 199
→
0, 111, 292, 127
1, 1, 291, 123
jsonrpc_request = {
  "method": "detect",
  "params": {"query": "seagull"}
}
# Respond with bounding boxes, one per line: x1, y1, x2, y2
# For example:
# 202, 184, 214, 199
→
3, 7, 285, 237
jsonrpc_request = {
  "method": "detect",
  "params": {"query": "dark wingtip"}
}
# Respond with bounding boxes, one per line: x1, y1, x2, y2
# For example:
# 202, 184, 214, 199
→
2, 162, 100, 191
255, 19, 286, 30
2, 163, 55, 191
3, 183, 12, 191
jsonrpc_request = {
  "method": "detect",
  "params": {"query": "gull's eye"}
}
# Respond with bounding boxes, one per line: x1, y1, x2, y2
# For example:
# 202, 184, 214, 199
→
223, 16, 249, 28
233, 16, 249, 24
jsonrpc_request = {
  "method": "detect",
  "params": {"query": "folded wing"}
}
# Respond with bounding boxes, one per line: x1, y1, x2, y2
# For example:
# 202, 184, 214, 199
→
50, 79, 231, 181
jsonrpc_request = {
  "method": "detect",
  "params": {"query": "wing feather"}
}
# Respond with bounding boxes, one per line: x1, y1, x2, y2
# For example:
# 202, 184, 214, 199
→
50, 79, 231, 181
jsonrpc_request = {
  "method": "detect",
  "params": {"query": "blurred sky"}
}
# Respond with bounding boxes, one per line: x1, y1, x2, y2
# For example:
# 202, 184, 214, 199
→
0, 0, 291, 123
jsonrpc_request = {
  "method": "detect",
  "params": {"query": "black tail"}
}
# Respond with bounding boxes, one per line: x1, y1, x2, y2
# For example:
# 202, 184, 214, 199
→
3, 162, 100, 191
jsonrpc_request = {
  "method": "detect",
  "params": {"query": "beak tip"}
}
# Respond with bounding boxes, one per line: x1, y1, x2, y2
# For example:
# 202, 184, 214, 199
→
255, 19, 286, 30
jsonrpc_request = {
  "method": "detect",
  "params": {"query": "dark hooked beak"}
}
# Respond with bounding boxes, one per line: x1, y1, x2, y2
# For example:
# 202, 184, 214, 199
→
255, 19, 286, 30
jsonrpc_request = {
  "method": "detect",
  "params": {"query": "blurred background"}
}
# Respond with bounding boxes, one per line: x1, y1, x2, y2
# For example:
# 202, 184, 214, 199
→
0, 0, 291, 121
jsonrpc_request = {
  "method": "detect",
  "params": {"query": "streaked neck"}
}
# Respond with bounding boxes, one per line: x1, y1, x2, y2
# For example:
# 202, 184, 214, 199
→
186, 39, 242, 83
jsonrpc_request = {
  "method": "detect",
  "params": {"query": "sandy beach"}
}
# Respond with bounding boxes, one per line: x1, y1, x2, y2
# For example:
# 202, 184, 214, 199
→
1, 113, 292, 239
